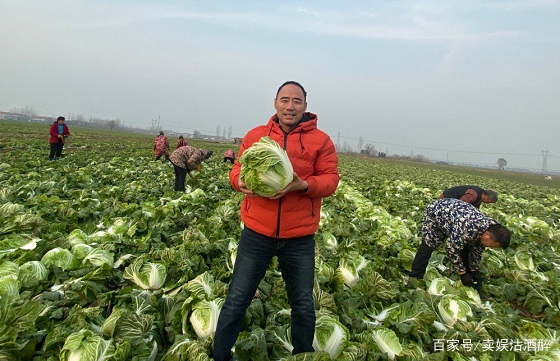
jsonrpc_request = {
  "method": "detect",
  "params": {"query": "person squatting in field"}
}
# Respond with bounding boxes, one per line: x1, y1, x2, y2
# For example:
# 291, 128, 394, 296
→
48, 116, 70, 161
168, 145, 213, 191
223, 149, 235, 164
212, 81, 340, 361
408, 198, 511, 299
440, 185, 498, 208
153, 131, 170, 161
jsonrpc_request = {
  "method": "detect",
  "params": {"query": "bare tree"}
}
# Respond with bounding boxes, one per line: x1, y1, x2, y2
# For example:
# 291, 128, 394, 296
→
216, 125, 221, 140
497, 158, 507, 170
11, 106, 37, 120
362, 143, 376, 156
227, 126, 233, 140
357, 137, 364, 153
194, 130, 202, 139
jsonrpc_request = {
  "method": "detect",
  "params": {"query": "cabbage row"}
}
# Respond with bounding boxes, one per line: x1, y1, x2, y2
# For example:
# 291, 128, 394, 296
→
1, 122, 559, 360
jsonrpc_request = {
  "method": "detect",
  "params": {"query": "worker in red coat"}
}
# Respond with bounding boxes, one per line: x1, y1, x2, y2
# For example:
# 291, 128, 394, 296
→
48, 116, 70, 161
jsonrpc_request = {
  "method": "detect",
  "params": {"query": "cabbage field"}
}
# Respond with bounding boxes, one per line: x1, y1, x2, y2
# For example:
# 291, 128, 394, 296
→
1, 120, 560, 360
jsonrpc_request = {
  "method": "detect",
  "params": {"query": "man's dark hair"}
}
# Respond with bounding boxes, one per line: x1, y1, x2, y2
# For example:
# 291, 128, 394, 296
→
159, 131, 164, 135
483, 189, 498, 202
57, 116, 65, 121
276, 81, 307, 100
487, 224, 510, 249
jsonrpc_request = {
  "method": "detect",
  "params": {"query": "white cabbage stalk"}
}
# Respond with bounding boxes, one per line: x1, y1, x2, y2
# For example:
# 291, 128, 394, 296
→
186, 272, 215, 298
239, 136, 294, 197
514, 251, 535, 271
371, 328, 403, 360
428, 278, 450, 296
322, 231, 338, 252
60, 330, 115, 361
313, 312, 349, 360
123, 259, 167, 290
336, 255, 369, 288
189, 298, 224, 339
83, 248, 114, 268
437, 295, 473, 327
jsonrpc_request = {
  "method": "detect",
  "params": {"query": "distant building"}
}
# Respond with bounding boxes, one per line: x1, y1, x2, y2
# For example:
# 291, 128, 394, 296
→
0, 111, 26, 121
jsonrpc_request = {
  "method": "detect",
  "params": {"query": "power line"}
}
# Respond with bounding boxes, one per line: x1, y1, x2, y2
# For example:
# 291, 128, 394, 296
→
337, 135, 542, 156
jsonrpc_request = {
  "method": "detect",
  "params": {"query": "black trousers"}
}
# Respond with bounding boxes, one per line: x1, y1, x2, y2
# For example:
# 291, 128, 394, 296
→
173, 164, 188, 191
409, 242, 471, 278
49, 141, 64, 159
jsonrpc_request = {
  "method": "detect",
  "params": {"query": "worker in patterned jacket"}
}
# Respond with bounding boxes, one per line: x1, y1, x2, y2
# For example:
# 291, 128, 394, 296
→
169, 145, 213, 191
440, 185, 498, 208
409, 198, 510, 298
153, 131, 170, 161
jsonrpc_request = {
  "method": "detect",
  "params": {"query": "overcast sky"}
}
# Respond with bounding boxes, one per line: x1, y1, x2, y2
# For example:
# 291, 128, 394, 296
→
1, 0, 559, 171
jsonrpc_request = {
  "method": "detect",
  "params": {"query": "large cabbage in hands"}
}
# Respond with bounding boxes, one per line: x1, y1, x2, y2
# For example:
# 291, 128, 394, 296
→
239, 136, 294, 197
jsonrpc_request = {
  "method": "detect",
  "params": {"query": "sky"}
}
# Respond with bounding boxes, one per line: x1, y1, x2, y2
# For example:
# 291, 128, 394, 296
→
1, 0, 559, 172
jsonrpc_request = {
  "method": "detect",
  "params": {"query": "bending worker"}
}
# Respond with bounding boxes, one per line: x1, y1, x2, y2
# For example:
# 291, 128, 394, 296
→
409, 198, 510, 298
440, 185, 498, 208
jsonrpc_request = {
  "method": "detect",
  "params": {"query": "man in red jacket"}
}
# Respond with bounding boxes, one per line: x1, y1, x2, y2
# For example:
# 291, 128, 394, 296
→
48, 116, 70, 161
213, 81, 339, 360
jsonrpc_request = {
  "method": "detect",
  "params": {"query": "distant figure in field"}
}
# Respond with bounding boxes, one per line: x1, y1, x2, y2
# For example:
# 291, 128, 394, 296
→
169, 146, 213, 191
223, 149, 235, 164
153, 131, 170, 161
440, 185, 497, 208
176, 135, 188, 149
48, 116, 70, 161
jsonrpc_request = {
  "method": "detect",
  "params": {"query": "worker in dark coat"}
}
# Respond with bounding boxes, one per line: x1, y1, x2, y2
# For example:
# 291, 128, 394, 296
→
440, 185, 497, 208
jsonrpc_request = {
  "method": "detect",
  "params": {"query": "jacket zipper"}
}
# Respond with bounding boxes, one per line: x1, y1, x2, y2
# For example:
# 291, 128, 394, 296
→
275, 132, 289, 239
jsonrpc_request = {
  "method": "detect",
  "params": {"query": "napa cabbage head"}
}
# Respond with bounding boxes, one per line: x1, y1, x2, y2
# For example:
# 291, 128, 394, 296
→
312, 311, 349, 360
59, 330, 115, 361
239, 136, 293, 197
188, 298, 224, 339
123, 258, 167, 290
437, 294, 473, 327
371, 328, 403, 360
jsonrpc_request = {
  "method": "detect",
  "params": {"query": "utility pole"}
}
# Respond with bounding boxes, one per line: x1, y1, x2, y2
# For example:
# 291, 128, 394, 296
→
336, 132, 340, 151
542, 150, 549, 173
158, 116, 161, 132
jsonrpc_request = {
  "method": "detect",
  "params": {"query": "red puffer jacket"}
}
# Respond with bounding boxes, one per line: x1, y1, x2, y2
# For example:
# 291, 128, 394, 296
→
230, 112, 339, 238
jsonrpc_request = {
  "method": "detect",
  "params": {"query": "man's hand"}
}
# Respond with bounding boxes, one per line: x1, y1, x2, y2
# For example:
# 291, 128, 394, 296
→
460, 273, 474, 287
269, 172, 308, 200
238, 178, 256, 196
196, 165, 202, 172
58, 134, 63, 139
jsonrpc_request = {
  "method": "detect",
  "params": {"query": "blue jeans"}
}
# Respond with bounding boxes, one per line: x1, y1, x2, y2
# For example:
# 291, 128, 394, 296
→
212, 227, 316, 361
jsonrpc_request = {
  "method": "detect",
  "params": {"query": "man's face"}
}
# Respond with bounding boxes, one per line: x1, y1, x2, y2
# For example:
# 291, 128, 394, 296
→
480, 232, 501, 248
481, 194, 496, 204
274, 84, 307, 133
